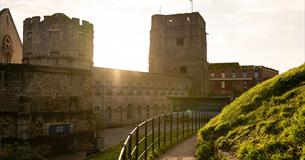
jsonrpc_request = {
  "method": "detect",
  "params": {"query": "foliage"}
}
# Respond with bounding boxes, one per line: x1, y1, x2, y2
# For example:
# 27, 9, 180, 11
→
0, 143, 49, 160
196, 63, 305, 159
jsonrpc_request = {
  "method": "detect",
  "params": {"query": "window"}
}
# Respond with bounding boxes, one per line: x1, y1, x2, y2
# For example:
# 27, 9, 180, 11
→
221, 81, 225, 89
49, 31, 60, 39
221, 72, 225, 78
254, 72, 259, 78
176, 38, 184, 45
56, 126, 64, 133
180, 66, 187, 74
210, 72, 215, 78
127, 104, 134, 119
50, 51, 60, 57
146, 105, 150, 118
48, 124, 71, 135
243, 72, 247, 78
27, 32, 33, 39
232, 72, 236, 78
26, 52, 32, 57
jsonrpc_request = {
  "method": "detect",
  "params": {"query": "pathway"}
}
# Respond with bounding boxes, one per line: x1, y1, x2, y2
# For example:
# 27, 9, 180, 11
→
157, 136, 197, 160
49, 125, 134, 160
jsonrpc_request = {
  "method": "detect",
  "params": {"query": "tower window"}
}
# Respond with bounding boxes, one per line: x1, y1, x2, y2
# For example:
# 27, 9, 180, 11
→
187, 17, 190, 22
177, 38, 184, 45
49, 31, 60, 38
27, 32, 33, 39
26, 52, 32, 57
50, 51, 60, 57
180, 66, 187, 74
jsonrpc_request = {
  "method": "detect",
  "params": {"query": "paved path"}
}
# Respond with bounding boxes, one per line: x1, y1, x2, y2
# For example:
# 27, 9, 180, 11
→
157, 136, 197, 160
49, 126, 134, 160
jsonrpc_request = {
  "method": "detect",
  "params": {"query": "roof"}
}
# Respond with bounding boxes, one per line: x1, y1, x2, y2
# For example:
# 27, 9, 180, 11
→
0, 8, 22, 45
208, 62, 240, 69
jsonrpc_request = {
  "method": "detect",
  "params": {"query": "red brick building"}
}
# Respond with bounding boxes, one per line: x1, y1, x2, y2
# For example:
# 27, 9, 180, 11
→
208, 63, 279, 98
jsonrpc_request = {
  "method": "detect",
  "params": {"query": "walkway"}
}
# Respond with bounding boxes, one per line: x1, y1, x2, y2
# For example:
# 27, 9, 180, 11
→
49, 125, 134, 160
157, 136, 197, 160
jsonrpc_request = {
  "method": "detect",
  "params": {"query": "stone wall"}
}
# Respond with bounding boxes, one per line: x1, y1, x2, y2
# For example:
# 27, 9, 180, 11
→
0, 64, 93, 139
93, 67, 193, 126
149, 12, 208, 97
22, 13, 93, 70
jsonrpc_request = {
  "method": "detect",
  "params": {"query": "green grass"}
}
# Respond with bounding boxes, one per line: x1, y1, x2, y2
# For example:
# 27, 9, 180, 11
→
196, 63, 305, 160
89, 129, 196, 160
87, 143, 122, 160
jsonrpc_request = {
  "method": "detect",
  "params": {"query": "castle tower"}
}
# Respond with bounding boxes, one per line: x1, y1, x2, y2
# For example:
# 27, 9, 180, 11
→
22, 13, 94, 70
149, 12, 208, 97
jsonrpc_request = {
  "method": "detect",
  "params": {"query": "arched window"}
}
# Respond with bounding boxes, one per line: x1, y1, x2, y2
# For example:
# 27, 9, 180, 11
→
146, 105, 150, 119
127, 104, 134, 119
106, 107, 112, 125
137, 105, 141, 121
1, 35, 13, 64
118, 106, 123, 125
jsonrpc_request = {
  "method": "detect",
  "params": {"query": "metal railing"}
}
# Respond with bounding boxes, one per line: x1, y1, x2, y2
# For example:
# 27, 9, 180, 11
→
118, 111, 217, 160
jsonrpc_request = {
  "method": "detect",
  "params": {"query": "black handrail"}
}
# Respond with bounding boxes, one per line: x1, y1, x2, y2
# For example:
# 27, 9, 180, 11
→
118, 111, 217, 160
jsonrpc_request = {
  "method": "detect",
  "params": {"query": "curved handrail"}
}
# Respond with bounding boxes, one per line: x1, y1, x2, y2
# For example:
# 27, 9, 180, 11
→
118, 111, 218, 160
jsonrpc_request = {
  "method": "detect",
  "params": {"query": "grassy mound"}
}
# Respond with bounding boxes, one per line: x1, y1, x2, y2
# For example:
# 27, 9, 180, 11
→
196, 64, 305, 160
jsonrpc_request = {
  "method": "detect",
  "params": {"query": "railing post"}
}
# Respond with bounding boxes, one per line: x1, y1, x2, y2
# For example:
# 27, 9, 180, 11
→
195, 112, 198, 130
163, 114, 166, 147
182, 112, 185, 138
191, 111, 194, 133
187, 112, 189, 136
170, 113, 173, 145
128, 134, 132, 160
152, 117, 155, 152
122, 145, 126, 160
176, 112, 179, 142
158, 115, 161, 149
144, 121, 147, 160
135, 125, 139, 160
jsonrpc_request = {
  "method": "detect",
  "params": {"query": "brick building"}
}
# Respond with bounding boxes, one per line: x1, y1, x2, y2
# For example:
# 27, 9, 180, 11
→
208, 62, 279, 98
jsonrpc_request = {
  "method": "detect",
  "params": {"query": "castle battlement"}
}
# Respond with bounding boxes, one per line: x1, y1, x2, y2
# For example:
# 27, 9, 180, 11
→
151, 12, 205, 29
23, 13, 93, 31
22, 13, 94, 70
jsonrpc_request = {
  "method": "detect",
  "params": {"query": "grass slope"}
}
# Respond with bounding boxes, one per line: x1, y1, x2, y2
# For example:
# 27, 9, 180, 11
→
196, 64, 305, 160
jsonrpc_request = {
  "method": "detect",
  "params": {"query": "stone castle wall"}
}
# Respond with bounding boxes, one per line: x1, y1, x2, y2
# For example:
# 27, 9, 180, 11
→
22, 13, 93, 70
149, 12, 209, 97
93, 67, 194, 126
0, 64, 93, 139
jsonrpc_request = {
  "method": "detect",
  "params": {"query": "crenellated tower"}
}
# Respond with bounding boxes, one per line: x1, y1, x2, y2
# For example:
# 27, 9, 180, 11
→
22, 13, 94, 70
149, 12, 208, 97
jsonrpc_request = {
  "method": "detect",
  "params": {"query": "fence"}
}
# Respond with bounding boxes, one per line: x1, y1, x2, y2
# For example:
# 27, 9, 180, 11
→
118, 111, 217, 160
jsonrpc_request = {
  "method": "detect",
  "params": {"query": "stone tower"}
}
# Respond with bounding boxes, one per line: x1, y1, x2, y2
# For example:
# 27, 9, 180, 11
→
22, 13, 94, 70
149, 12, 208, 97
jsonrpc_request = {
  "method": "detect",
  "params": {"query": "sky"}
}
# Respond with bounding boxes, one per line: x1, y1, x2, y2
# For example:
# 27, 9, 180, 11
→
1, 0, 304, 73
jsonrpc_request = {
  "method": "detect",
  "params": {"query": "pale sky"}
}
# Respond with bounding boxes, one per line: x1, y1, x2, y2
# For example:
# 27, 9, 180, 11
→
2, 0, 304, 73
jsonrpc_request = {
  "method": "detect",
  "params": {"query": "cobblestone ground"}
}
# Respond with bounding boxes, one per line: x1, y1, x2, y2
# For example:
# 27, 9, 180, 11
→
49, 125, 135, 160
156, 136, 197, 160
